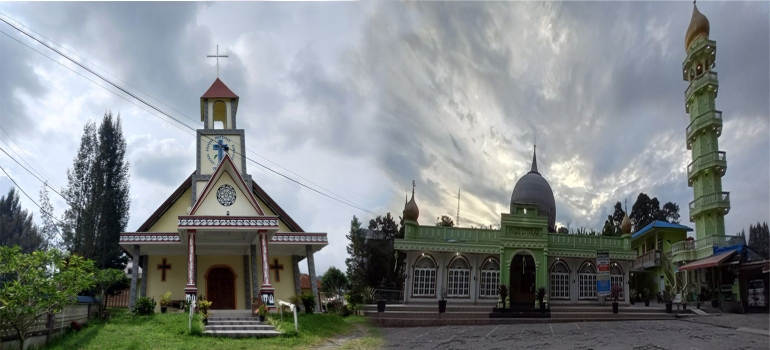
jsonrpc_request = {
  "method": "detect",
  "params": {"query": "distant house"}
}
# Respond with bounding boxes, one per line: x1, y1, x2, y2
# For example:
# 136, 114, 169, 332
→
300, 273, 325, 306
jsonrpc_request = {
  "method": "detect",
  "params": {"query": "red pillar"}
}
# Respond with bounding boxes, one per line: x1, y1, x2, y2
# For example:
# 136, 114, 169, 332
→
184, 230, 198, 295
258, 231, 275, 309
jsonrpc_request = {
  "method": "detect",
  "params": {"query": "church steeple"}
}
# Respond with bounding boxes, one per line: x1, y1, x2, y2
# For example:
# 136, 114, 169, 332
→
201, 78, 239, 130
530, 145, 539, 174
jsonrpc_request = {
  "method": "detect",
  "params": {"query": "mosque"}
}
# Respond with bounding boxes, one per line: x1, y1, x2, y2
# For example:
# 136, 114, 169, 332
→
394, 4, 768, 312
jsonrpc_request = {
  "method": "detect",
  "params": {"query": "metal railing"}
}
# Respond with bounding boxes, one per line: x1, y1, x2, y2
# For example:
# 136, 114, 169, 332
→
695, 234, 745, 250
278, 300, 299, 332
671, 240, 695, 255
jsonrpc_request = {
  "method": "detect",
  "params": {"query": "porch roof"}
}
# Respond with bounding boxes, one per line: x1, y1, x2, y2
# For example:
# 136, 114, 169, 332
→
678, 250, 736, 271
631, 220, 692, 240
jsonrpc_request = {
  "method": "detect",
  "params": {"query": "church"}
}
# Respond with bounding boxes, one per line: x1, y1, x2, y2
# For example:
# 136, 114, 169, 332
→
120, 78, 327, 312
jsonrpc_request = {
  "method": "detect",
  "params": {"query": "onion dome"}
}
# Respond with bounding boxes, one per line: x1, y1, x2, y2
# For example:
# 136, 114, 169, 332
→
404, 182, 420, 222
621, 213, 632, 234
510, 146, 556, 232
685, 3, 710, 52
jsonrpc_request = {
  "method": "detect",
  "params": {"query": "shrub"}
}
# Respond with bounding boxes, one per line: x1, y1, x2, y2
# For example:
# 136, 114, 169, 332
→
160, 291, 172, 307
132, 296, 156, 316
327, 300, 342, 313
610, 285, 622, 302
288, 294, 301, 307
338, 304, 352, 317
198, 299, 213, 319
301, 293, 316, 314
69, 321, 82, 332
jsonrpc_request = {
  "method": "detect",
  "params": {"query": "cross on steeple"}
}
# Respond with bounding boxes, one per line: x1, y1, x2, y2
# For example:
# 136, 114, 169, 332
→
207, 44, 229, 78
157, 258, 172, 282
269, 259, 284, 282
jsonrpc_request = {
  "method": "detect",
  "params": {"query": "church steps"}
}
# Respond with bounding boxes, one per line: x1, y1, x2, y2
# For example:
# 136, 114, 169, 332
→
204, 324, 276, 331
203, 329, 283, 338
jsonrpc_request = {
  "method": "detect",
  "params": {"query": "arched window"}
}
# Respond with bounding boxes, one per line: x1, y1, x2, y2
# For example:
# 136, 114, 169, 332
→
550, 260, 570, 299
213, 100, 227, 129
446, 256, 470, 297
479, 258, 500, 298
412, 256, 436, 297
611, 264, 624, 299
579, 262, 597, 300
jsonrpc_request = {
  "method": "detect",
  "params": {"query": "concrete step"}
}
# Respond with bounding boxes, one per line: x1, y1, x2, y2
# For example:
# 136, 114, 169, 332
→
203, 329, 282, 338
370, 315, 679, 327
204, 324, 276, 331
550, 312, 677, 319
208, 317, 261, 321
363, 304, 496, 312
207, 320, 265, 324
550, 307, 671, 314
364, 311, 491, 319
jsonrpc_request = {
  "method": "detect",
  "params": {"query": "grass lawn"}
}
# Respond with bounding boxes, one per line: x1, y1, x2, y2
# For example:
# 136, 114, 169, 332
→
44, 308, 383, 350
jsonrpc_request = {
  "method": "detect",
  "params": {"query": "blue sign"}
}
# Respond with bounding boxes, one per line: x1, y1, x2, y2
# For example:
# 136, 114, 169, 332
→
597, 279, 611, 295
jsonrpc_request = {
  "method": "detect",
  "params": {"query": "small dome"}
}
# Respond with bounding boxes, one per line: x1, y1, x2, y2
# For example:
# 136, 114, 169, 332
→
621, 213, 632, 234
404, 187, 420, 222
685, 3, 710, 52
510, 146, 556, 232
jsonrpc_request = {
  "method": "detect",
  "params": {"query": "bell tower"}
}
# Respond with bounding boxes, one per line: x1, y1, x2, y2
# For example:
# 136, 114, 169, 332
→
193, 77, 250, 203
682, 2, 729, 240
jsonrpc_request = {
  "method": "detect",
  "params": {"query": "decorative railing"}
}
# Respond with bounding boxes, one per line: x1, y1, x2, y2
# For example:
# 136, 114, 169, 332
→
685, 71, 718, 99
547, 234, 628, 250
686, 110, 722, 141
632, 250, 660, 270
687, 151, 726, 181
695, 234, 745, 250
411, 226, 500, 243
689, 192, 730, 218
671, 240, 695, 255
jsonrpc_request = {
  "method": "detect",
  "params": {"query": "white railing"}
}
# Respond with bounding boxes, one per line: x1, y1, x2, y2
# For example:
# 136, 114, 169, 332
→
671, 240, 695, 255
686, 110, 722, 137
277, 299, 298, 332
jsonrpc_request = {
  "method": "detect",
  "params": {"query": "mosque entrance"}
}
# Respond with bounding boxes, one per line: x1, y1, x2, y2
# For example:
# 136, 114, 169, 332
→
510, 253, 536, 304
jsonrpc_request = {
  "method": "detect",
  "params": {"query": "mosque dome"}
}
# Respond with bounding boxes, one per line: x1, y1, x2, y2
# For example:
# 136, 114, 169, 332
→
621, 213, 632, 234
404, 185, 420, 222
685, 3, 710, 52
510, 146, 556, 232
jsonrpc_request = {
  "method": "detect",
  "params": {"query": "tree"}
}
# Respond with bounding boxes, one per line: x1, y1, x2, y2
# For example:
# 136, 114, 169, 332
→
61, 113, 131, 269
748, 222, 769, 259
0, 246, 95, 350
557, 226, 569, 234
0, 188, 44, 253
321, 266, 348, 302
601, 215, 616, 236
660, 202, 680, 224
92, 268, 128, 317
611, 201, 626, 234
366, 213, 399, 288
436, 215, 454, 227
39, 183, 59, 250
630, 193, 660, 233
345, 216, 367, 293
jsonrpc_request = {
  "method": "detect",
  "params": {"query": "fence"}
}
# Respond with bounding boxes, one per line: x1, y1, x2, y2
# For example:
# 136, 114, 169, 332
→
106, 288, 130, 308
376, 289, 404, 303
0, 302, 100, 350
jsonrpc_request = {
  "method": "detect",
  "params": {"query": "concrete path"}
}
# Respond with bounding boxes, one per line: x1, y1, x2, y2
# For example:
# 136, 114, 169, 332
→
381, 318, 770, 349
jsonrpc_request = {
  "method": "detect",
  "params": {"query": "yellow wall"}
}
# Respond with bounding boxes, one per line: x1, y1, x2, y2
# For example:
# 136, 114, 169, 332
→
197, 255, 247, 310
196, 172, 259, 216
199, 134, 243, 175
147, 187, 192, 232
259, 255, 297, 304
146, 255, 188, 312
253, 196, 293, 232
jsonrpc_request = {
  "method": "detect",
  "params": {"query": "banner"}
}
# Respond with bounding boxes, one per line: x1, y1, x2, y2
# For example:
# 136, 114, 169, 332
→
596, 250, 610, 296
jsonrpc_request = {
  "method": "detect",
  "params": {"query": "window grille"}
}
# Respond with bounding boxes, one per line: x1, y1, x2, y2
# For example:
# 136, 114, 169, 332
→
579, 263, 597, 299
447, 257, 470, 297
479, 259, 500, 298
412, 256, 436, 296
611, 264, 624, 299
550, 261, 570, 299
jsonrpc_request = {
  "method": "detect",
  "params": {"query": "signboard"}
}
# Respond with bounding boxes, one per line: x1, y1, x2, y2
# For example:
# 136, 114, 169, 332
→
596, 250, 610, 296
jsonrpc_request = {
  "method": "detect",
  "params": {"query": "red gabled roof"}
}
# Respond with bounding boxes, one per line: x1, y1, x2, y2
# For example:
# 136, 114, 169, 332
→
189, 154, 265, 215
299, 273, 321, 289
251, 180, 304, 233
137, 172, 194, 232
201, 78, 238, 99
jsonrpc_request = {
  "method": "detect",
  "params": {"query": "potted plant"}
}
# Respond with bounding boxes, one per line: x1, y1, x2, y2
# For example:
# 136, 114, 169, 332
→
251, 297, 261, 316
438, 288, 447, 313
536, 287, 547, 313
643, 288, 651, 307
498, 285, 509, 310
257, 303, 268, 322
610, 285, 622, 314
160, 291, 172, 314
663, 285, 673, 313
629, 289, 637, 305
198, 299, 213, 324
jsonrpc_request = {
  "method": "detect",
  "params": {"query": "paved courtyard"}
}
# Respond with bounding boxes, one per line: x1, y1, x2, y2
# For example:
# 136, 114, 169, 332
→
380, 317, 770, 350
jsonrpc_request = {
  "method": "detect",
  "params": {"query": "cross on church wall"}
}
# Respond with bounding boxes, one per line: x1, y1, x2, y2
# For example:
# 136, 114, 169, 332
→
157, 258, 172, 282
212, 139, 229, 164
270, 258, 284, 282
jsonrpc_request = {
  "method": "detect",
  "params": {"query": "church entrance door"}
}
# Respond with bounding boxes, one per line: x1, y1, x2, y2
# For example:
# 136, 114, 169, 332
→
510, 253, 536, 304
207, 266, 236, 310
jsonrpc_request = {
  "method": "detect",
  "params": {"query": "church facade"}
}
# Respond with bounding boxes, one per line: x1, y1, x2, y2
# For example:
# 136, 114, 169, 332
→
121, 78, 327, 312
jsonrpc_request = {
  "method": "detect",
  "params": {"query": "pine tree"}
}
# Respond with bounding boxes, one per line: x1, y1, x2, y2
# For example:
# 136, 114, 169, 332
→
61, 113, 130, 269
748, 222, 769, 259
611, 202, 625, 234
345, 216, 368, 292
0, 188, 43, 252
38, 183, 58, 250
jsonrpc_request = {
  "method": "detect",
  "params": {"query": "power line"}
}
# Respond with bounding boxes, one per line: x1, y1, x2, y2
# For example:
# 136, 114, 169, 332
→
0, 125, 63, 191
0, 14, 368, 212
0, 19, 377, 215
0, 163, 65, 227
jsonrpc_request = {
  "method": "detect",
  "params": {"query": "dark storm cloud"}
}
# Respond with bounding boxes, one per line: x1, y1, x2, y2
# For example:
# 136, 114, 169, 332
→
0, 31, 47, 135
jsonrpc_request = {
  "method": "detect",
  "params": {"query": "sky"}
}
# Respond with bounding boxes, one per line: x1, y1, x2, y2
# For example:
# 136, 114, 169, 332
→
0, 2, 767, 275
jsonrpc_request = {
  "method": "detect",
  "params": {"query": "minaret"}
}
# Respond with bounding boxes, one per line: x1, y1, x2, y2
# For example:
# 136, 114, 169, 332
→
682, 2, 729, 239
